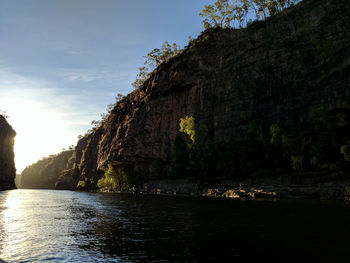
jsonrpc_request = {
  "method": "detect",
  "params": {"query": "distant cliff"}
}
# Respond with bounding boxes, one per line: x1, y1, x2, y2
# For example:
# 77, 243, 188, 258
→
0, 115, 16, 190
18, 150, 74, 189
54, 0, 350, 191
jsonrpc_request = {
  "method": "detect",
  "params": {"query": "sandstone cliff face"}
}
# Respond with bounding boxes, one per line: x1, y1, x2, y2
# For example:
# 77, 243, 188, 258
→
63, 0, 350, 188
55, 136, 90, 190
0, 115, 16, 190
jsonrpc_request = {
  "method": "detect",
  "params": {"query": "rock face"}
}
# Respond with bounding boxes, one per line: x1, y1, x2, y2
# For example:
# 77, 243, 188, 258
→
60, 0, 350, 189
0, 115, 16, 190
55, 136, 90, 190
19, 150, 74, 189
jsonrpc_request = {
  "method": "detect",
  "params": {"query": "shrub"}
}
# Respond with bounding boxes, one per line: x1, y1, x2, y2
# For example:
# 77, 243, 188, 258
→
97, 164, 133, 191
77, 181, 86, 189
291, 155, 304, 175
341, 142, 350, 162
97, 164, 117, 190
179, 116, 196, 143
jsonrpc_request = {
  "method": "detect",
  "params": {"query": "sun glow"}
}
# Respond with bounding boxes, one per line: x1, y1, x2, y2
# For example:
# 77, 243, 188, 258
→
2, 96, 77, 172
0, 85, 84, 173
0, 70, 104, 173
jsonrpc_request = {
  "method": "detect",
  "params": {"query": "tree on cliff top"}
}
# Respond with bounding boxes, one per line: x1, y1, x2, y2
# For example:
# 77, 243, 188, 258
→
200, 0, 299, 29
132, 41, 181, 89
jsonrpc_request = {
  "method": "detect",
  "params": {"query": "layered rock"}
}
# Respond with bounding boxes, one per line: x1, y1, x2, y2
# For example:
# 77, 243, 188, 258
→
0, 115, 16, 190
55, 136, 90, 190
60, 0, 350, 189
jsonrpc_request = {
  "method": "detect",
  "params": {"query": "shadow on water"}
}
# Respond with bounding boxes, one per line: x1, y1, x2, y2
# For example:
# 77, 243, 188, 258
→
84, 193, 350, 262
2, 190, 350, 262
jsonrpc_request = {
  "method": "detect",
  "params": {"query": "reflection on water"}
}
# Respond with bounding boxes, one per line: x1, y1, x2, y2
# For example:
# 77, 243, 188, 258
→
1, 190, 350, 262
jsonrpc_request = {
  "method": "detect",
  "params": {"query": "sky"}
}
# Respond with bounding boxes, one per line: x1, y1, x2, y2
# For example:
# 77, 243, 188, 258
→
0, 0, 212, 173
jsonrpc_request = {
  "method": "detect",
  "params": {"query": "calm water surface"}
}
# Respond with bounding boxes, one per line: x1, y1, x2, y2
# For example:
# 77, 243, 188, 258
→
1, 190, 350, 262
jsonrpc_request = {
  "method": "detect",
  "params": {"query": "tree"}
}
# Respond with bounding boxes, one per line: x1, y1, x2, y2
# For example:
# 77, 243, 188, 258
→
179, 116, 196, 143
199, 0, 298, 29
132, 42, 181, 89
200, 0, 236, 29
341, 141, 350, 162
115, 93, 124, 103
144, 41, 181, 68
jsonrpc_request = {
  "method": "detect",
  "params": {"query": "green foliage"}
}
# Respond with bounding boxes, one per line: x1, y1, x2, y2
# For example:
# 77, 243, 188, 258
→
144, 42, 181, 68
199, 0, 298, 29
97, 164, 118, 190
77, 181, 86, 189
248, 122, 266, 145
270, 124, 286, 146
341, 142, 350, 162
132, 66, 150, 89
167, 106, 348, 181
97, 164, 132, 191
20, 150, 74, 189
291, 155, 304, 175
115, 167, 132, 190
132, 41, 181, 89
200, 0, 237, 29
179, 116, 196, 143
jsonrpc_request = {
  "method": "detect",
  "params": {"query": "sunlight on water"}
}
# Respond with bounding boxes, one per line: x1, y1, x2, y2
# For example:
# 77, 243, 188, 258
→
1, 190, 26, 261
0, 190, 103, 262
1, 189, 350, 262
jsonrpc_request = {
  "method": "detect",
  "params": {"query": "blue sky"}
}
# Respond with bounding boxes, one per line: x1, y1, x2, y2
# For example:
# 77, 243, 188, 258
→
0, 0, 212, 172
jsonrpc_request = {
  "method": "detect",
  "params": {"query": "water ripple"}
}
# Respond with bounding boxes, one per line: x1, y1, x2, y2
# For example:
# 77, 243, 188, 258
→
1, 190, 350, 262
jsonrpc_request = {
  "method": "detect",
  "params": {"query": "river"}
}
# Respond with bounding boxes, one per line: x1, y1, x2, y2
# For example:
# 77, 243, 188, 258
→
1, 190, 350, 262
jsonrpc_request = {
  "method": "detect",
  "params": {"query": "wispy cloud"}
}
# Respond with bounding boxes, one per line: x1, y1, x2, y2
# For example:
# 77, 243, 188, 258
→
0, 67, 112, 172
58, 68, 127, 83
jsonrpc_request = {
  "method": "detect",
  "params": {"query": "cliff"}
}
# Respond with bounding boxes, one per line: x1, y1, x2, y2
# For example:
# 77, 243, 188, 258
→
58, 0, 350, 190
18, 150, 74, 189
0, 115, 16, 190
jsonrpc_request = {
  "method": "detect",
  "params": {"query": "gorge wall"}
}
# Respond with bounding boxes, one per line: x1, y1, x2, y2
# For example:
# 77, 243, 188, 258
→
57, 0, 350, 190
18, 150, 74, 189
0, 115, 16, 190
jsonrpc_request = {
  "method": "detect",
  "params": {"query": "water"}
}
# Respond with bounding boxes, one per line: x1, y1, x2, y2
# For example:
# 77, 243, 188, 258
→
1, 190, 350, 262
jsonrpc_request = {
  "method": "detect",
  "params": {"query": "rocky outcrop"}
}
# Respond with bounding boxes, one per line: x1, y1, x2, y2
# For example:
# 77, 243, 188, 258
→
62, 0, 350, 190
55, 136, 90, 190
19, 150, 74, 189
0, 115, 16, 190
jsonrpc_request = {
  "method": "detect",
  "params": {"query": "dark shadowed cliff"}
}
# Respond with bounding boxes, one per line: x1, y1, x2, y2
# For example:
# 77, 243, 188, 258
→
0, 115, 16, 190
55, 0, 350, 191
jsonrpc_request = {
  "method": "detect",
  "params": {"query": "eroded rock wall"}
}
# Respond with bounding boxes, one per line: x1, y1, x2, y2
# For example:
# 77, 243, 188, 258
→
68, 0, 350, 188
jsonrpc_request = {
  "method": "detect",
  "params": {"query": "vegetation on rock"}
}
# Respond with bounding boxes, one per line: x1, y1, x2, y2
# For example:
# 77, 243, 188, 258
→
97, 164, 133, 191
18, 150, 74, 189
23, 0, 350, 193
200, 0, 299, 29
132, 41, 181, 89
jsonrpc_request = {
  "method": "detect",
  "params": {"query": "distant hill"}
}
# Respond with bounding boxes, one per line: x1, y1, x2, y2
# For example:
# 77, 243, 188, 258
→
18, 150, 74, 189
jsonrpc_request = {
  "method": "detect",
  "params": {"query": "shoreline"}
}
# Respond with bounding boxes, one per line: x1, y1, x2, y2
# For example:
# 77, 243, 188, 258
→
99, 176, 350, 201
